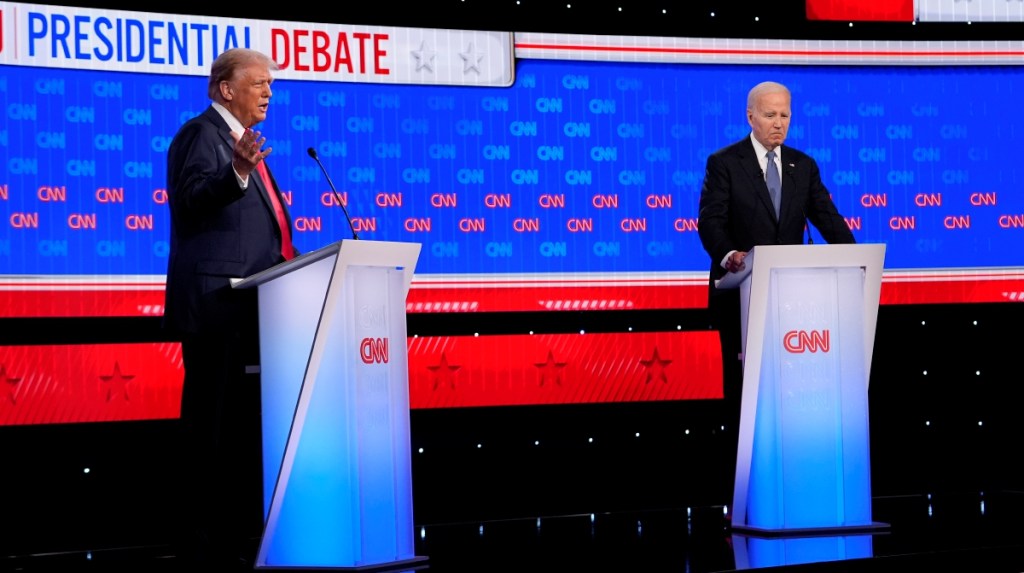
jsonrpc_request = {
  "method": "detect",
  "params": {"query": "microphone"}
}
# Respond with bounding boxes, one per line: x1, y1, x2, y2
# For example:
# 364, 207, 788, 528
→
307, 147, 358, 240
802, 209, 814, 245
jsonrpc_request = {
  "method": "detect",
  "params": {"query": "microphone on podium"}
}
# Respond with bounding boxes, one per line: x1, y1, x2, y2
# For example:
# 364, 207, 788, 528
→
801, 209, 814, 245
307, 147, 359, 240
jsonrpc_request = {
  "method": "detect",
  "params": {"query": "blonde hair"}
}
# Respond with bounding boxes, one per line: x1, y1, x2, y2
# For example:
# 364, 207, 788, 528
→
207, 48, 278, 101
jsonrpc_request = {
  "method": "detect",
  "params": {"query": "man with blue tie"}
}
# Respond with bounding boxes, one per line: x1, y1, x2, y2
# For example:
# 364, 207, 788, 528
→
697, 80, 855, 492
163, 47, 297, 569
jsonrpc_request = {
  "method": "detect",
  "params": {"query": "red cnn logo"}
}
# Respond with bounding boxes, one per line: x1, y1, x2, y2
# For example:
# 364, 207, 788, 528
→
360, 337, 389, 364
783, 330, 831, 353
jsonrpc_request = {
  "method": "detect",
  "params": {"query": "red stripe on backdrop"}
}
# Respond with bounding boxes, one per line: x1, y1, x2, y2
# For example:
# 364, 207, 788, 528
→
2, 277, 1024, 318
13, 279, 1003, 316
0, 331, 722, 425
0, 342, 183, 426
405, 284, 709, 312
4, 271, 1022, 424
0, 289, 167, 318
805, 0, 915, 21
408, 331, 722, 409
0, 283, 710, 317
880, 278, 1024, 304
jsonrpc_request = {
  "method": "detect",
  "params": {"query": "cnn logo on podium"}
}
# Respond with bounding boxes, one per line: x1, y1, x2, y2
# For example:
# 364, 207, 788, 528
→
783, 330, 831, 353
360, 337, 390, 364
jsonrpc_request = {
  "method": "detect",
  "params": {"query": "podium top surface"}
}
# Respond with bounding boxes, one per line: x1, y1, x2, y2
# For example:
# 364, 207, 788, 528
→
231, 240, 421, 290
715, 243, 885, 290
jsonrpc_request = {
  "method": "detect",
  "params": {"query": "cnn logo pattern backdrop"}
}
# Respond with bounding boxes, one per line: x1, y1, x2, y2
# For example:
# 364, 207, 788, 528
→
3, 61, 1023, 282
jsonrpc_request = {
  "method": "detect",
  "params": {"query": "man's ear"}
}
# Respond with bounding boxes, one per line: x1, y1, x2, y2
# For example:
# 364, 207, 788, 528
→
219, 81, 233, 102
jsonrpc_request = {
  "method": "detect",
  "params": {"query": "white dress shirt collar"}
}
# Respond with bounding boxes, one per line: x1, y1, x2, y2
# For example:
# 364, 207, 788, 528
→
211, 102, 245, 136
749, 133, 780, 163
749, 133, 782, 181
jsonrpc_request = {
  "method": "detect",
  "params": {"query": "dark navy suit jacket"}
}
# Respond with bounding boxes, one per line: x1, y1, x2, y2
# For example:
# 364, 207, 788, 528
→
698, 136, 855, 288
164, 106, 294, 336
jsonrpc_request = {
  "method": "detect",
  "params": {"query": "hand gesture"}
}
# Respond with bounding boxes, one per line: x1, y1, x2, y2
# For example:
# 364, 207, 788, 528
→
231, 128, 272, 179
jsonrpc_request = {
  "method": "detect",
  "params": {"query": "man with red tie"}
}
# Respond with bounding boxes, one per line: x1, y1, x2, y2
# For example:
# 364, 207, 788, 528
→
163, 47, 296, 569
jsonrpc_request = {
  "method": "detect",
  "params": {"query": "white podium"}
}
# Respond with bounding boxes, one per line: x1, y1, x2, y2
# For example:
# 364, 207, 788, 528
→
716, 244, 888, 535
232, 239, 426, 570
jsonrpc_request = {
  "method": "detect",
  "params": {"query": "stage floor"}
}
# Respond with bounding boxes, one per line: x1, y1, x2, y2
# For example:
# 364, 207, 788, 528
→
7, 490, 1024, 572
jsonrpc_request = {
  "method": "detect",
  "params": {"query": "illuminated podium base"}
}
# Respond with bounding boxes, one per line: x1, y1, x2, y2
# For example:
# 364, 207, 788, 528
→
233, 240, 426, 570
732, 530, 876, 569
719, 244, 890, 536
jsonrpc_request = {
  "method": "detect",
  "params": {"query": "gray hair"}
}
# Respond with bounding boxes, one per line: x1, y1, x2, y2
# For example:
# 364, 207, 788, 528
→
747, 81, 790, 111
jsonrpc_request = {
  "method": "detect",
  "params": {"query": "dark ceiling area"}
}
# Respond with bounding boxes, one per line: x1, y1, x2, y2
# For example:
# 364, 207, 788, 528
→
27, 0, 1024, 41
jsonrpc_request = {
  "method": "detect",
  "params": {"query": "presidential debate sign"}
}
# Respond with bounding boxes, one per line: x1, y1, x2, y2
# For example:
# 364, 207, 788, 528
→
0, 2, 514, 84
1, 2, 1024, 320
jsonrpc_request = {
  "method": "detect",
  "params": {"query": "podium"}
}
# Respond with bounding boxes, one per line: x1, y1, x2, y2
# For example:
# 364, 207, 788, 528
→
716, 244, 888, 535
232, 239, 426, 570
731, 531, 874, 569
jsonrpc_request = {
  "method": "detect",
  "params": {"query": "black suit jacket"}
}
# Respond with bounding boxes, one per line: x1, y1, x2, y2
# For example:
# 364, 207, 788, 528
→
163, 106, 294, 336
697, 136, 855, 288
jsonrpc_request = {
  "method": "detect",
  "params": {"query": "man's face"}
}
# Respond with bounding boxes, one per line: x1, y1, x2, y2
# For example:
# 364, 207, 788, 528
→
747, 90, 791, 151
221, 62, 273, 128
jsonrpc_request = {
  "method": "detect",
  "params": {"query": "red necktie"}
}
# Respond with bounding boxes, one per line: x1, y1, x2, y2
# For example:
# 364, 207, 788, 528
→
255, 160, 295, 261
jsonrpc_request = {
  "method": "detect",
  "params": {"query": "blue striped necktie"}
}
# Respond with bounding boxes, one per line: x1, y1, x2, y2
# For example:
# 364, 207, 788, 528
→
765, 150, 781, 216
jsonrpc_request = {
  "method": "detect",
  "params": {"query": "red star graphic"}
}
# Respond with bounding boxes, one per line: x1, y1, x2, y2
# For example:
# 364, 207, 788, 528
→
1, 364, 22, 404
640, 347, 673, 384
535, 350, 567, 387
426, 352, 461, 390
99, 361, 135, 402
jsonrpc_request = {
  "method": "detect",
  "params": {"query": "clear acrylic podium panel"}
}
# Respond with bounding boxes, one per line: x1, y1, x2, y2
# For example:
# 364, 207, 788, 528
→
741, 267, 872, 531
730, 244, 888, 536
252, 248, 418, 569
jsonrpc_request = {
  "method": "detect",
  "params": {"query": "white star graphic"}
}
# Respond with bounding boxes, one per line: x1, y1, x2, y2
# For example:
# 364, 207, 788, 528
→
460, 42, 485, 75
411, 40, 436, 73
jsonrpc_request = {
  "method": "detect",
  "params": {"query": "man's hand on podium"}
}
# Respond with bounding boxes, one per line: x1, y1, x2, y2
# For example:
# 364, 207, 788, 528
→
725, 251, 748, 273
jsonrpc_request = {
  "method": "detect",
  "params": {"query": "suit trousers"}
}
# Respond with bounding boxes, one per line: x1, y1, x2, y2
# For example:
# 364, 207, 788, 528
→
177, 327, 264, 563
709, 287, 743, 486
